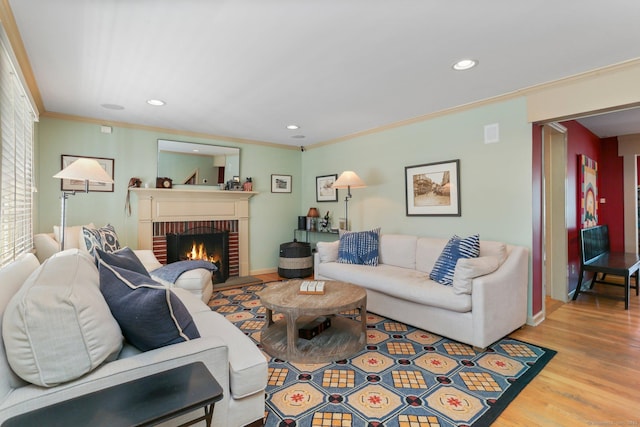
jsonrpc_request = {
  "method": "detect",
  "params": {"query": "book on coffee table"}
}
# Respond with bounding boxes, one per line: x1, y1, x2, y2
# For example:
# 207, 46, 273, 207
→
299, 280, 325, 295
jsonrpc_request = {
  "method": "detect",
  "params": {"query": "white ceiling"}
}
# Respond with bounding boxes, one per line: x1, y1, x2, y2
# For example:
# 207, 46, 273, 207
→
7, 0, 640, 147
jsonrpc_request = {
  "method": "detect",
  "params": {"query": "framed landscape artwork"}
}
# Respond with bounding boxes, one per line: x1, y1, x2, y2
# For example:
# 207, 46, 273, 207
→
405, 159, 460, 216
271, 174, 292, 193
60, 155, 114, 192
316, 174, 338, 202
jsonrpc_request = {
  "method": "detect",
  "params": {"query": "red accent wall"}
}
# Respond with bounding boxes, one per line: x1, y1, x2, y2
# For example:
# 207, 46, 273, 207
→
563, 120, 601, 292
600, 137, 624, 251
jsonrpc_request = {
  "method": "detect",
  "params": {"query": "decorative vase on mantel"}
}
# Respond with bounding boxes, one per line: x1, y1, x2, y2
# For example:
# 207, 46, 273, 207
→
243, 177, 253, 191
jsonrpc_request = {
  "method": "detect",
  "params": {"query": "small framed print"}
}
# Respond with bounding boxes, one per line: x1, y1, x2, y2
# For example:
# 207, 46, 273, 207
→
316, 174, 338, 202
405, 159, 460, 216
271, 174, 292, 193
60, 155, 114, 192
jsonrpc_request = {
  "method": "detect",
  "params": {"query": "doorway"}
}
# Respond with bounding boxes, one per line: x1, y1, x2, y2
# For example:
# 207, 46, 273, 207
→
543, 123, 569, 302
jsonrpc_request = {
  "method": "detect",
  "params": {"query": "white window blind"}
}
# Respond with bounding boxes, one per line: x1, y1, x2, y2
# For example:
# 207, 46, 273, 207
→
0, 39, 35, 268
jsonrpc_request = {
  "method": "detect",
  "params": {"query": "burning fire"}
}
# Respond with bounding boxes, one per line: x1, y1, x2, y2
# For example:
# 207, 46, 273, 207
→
186, 242, 219, 263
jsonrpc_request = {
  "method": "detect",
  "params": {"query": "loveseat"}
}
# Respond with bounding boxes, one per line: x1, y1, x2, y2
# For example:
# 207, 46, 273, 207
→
314, 233, 529, 349
33, 224, 214, 303
0, 250, 268, 427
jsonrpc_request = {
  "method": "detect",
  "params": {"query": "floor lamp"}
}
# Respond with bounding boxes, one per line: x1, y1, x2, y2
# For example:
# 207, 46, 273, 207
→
53, 158, 114, 250
331, 171, 366, 231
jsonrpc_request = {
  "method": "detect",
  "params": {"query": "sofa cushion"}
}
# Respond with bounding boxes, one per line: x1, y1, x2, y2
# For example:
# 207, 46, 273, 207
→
95, 247, 150, 277
429, 234, 480, 285
2, 250, 123, 387
452, 256, 501, 295
479, 240, 508, 264
415, 237, 448, 273
53, 223, 95, 250
98, 260, 200, 351
378, 234, 417, 269
316, 240, 339, 263
82, 224, 121, 255
316, 262, 471, 312
338, 227, 381, 266
191, 308, 268, 399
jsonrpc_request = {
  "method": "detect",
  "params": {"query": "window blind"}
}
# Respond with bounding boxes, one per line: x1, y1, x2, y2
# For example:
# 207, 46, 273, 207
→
0, 38, 35, 268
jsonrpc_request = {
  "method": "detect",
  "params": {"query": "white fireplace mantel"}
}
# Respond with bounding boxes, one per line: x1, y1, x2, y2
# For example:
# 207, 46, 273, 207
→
131, 188, 257, 275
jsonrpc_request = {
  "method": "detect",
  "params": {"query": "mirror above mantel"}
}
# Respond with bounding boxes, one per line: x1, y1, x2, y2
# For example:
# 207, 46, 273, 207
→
157, 139, 240, 186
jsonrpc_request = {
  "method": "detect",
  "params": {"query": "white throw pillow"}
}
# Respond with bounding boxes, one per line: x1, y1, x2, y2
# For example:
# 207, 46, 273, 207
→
53, 223, 95, 251
2, 249, 123, 387
452, 256, 501, 295
316, 240, 339, 263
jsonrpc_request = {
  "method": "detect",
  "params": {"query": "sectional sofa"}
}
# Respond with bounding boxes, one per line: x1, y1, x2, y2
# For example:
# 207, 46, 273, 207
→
0, 250, 267, 426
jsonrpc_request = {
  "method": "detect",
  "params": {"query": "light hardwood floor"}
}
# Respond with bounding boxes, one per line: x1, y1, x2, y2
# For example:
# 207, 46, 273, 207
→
253, 274, 640, 426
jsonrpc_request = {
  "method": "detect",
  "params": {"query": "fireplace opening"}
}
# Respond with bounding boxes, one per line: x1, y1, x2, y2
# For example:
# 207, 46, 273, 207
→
166, 228, 229, 284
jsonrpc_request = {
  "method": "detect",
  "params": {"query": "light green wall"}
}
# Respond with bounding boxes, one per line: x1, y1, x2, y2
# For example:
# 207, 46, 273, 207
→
301, 97, 533, 249
36, 117, 301, 272
36, 97, 532, 274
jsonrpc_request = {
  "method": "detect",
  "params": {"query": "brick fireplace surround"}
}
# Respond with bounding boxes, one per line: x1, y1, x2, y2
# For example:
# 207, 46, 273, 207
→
131, 188, 257, 278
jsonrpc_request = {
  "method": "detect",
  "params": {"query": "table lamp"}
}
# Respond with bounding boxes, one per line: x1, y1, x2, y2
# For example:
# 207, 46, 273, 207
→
307, 207, 320, 231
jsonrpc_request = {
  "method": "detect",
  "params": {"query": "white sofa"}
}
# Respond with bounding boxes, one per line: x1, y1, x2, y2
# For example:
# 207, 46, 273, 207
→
0, 250, 268, 427
314, 234, 529, 349
34, 225, 214, 303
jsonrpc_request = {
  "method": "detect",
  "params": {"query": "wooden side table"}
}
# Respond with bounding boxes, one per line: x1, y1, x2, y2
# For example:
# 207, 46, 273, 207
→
258, 280, 367, 363
2, 362, 223, 427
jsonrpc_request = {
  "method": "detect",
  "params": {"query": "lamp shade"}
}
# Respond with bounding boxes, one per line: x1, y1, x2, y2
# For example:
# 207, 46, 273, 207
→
332, 171, 366, 189
307, 207, 320, 218
53, 158, 113, 184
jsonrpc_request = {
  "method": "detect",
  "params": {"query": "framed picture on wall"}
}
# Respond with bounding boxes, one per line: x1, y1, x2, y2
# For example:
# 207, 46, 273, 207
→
60, 155, 114, 192
271, 174, 292, 193
405, 159, 460, 216
316, 174, 338, 202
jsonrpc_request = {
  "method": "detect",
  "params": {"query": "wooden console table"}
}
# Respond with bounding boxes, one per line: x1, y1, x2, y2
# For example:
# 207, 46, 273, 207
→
2, 362, 223, 427
258, 280, 367, 363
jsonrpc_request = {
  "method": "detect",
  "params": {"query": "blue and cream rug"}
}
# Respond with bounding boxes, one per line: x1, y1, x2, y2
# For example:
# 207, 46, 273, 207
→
209, 283, 555, 427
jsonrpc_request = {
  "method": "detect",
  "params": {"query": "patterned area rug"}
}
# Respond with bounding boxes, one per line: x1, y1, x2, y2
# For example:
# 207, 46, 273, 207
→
209, 283, 555, 427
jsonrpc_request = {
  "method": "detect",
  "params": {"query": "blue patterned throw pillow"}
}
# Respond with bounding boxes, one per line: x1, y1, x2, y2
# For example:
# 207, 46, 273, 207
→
83, 224, 121, 255
338, 228, 381, 266
429, 234, 480, 285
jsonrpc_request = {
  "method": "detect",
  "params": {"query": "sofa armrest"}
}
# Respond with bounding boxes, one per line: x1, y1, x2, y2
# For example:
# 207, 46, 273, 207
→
33, 233, 59, 264
0, 336, 231, 424
133, 249, 164, 272
470, 245, 529, 348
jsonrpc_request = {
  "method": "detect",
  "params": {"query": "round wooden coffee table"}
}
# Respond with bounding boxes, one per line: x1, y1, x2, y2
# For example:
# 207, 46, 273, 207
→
257, 280, 367, 363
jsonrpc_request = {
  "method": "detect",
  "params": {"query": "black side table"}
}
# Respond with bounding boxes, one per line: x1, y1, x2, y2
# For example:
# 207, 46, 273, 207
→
2, 361, 223, 427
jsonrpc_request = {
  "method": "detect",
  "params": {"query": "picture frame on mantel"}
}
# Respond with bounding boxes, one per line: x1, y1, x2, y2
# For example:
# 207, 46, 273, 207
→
316, 174, 338, 202
405, 159, 460, 216
271, 174, 292, 193
60, 155, 114, 192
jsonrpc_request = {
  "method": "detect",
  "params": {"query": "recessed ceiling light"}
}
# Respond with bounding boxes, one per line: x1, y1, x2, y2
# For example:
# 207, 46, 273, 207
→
101, 103, 124, 110
147, 99, 166, 106
286, 124, 300, 130
452, 59, 478, 71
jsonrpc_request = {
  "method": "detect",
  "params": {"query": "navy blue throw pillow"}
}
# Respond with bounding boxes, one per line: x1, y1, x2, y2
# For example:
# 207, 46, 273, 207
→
429, 234, 480, 286
98, 260, 200, 351
95, 247, 150, 277
337, 228, 381, 266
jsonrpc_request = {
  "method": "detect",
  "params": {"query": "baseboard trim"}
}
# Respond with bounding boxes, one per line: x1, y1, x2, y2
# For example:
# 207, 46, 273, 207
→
527, 310, 546, 326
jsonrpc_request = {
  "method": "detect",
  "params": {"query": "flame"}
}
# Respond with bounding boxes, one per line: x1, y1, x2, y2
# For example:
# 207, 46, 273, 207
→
186, 242, 219, 263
